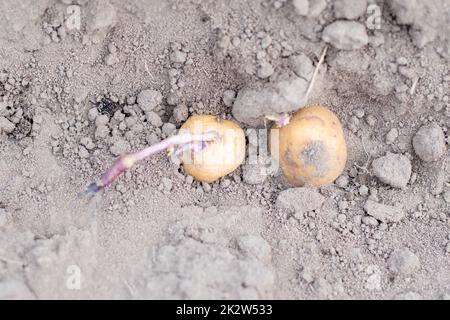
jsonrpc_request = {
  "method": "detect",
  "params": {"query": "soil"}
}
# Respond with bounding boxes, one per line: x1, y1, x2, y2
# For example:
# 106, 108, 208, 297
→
0, 0, 449, 300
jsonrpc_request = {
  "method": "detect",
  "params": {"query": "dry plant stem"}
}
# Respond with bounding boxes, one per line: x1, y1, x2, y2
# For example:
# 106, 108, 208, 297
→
83, 131, 219, 195
268, 46, 328, 128
304, 46, 328, 103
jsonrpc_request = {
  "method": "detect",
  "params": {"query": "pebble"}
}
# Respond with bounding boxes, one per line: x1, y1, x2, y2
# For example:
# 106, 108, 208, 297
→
160, 177, 173, 192
358, 185, 369, 196
172, 104, 188, 123
145, 111, 163, 127
334, 0, 367, 20
87, 108, 99, 121
222, 90, 236, 107
364, 200, 405, 223
293, 0, 309, 16
335, 174, 349, 188
232, 76, 309, 127
166, 92, 180, 106
220, 179, 231, 189
0, 116, 15, 134
308, 0, 327, 17
362, 216, 379, 226
412, 123, 446, 162
388, 248, 420, 275
86, 0, 117, 31
137, 89, 163, 112
322, 21, 369, 50
78, 146, 89, 158
162, 123, 176, 137
290, 53, 314, 80
372, 153, 411, 188
385, 128, 399, 144
261, 35, 272, 49
257, 61, 274, 79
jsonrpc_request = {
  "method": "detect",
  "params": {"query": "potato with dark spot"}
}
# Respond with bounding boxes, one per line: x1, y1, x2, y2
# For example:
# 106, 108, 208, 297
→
271, 105, 347, 186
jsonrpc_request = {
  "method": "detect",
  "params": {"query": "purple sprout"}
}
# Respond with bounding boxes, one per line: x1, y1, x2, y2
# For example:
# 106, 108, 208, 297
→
82, 130, 220, 196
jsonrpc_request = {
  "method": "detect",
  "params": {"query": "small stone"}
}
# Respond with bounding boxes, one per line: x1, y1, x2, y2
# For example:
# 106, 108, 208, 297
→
308, 0, 327, 17
223, 90, 236, 107
86, 0, 117, 31
372, 153, 411, 188
276, 187, 325, 214
78, 146, 89, 158
172, 104, 188, 123
185, 175, 193, 185
220, 179, 231, 189
388, 248, 420, 275
290, 53, 314, 80
137, 89, 163, 112
257, 61, 274, 79
362, 216, 379, 226
166, 92, 180, 106
359, 185, 369, 196
335, 174, 349, 188
334, 0, 367, 20
162, 123, 176, 137
385, 128, 399, 144
364, 200, 405, 223
0, 116, 15, 134
413, 123, 447, 162
261, 35, 272, 49
202, 182, 211, 192
322, 21, 369, 50
88, 108, 99, 121
110, 139, 131, 156
293, 0, 309, 16
145, 111, 163, 127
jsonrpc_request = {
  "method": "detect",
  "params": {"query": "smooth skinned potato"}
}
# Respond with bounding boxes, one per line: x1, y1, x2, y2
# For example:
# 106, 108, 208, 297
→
271, 105, 347, 186
180, 115, 246, 183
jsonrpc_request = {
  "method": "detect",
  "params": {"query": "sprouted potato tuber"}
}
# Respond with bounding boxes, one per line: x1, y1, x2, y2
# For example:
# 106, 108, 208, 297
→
271, 105, 347, 186
83, 114, 245, 195
179, 115, 246, 183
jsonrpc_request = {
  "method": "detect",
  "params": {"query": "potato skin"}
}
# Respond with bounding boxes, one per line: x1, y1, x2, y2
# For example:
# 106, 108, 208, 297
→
180, 115, 246, 183
272, 105, 347, 186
